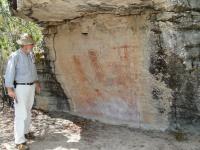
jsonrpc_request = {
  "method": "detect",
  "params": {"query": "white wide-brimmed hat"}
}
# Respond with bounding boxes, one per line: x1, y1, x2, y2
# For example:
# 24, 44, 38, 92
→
16, 33, 35, 45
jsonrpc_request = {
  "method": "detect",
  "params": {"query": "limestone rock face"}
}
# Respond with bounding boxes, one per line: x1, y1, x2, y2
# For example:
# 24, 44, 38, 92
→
13, 0, 200, 130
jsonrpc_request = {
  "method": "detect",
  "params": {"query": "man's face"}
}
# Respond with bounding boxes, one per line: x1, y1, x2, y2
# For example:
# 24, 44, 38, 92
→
23, 44, 34, 53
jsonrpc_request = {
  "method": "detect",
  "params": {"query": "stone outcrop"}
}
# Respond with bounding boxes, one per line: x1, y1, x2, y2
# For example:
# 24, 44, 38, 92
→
11, 0, 200, 131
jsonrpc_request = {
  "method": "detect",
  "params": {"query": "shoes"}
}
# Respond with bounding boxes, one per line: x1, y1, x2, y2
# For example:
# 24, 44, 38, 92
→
16, 142, 29, 150
25, 132, 35, 140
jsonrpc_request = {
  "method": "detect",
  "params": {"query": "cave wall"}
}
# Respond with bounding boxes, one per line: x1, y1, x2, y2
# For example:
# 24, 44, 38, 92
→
13, 0, 200, 131
44, 13, 171, 130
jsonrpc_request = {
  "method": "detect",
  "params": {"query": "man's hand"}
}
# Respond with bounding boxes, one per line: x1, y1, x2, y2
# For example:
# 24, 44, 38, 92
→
35, 82, 41, 94
7, 88, 17, 102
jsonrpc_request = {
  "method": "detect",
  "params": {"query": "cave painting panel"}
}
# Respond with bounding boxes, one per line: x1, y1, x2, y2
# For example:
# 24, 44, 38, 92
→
71, 44, 140, 124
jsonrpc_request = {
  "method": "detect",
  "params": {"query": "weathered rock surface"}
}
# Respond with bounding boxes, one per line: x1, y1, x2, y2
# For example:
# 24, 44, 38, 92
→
11, 0, 200, 131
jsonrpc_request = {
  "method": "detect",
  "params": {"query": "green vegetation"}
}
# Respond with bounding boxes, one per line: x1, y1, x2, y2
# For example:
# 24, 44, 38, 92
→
0, 0, 43, 75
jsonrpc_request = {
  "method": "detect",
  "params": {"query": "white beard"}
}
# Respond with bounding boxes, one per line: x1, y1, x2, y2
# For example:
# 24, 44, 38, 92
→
27, 49, 32, 54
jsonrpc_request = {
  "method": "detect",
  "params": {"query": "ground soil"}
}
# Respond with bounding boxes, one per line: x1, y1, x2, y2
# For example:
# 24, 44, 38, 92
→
0, 107, 200, 150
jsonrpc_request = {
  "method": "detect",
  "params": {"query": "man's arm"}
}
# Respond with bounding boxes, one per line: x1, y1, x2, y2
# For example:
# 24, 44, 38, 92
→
5, 54, 17, 100
34, 80, 41, 94
33, 63, 41, 94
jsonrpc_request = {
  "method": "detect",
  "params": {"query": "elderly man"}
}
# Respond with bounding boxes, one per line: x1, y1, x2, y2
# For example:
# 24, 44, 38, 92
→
5, 33, 41, 150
